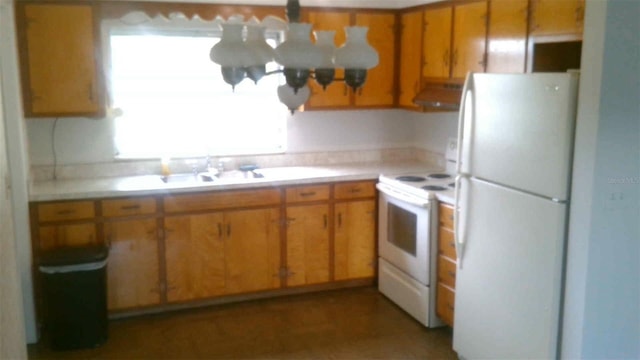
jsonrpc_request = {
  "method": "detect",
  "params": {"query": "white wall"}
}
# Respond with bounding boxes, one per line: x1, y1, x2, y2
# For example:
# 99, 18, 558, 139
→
563, 0, 640, 358
27, 109, 426, 165
408, 111, 459, 154
0, 0, 37, 344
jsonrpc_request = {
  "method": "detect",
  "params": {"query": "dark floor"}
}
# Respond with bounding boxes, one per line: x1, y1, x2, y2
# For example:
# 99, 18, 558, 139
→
28, 286, 456, 359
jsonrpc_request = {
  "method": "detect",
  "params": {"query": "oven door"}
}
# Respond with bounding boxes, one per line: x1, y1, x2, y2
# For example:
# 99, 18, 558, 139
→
377, 183, 432, 285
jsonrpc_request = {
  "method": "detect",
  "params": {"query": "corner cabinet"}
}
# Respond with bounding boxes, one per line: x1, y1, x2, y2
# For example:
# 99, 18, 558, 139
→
16, 3, 104, 118
398, 9, 423, 109
304, 9, 397, 110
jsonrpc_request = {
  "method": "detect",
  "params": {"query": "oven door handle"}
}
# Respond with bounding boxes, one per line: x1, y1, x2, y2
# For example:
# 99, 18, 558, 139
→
376, 183, 431, 209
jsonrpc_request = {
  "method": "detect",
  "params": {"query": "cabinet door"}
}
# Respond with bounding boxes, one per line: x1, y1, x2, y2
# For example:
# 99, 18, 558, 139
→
452, 1, 488, 79
104, 219, 160, 310
306, 11, 351, 108
334, 200, 376, 280
22, 4, 102, 116
398, 10, 423, 108
486, 0, 528, 73
530, 0, 585, 36
37, 223, 97, 250
354, 13, 396, 107
423, 6, 452, 79
225, 208, 281, 294
164, 213, 226, 302
286, 204, 330, 286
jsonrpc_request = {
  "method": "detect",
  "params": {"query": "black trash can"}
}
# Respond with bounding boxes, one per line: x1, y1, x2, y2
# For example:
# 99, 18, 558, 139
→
39, 245, 109, 351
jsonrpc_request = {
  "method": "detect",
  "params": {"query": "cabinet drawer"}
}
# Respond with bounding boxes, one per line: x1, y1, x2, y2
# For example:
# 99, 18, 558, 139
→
334, 181, 376, 200
436, 283, 455, 328
437, 256, 457, 289
439, 203, 454, 229
38, 201, 95, 222
438, 226, 456, 260
286, 185, 330, 203
102, 198, 157, 218
164, 188, 281, 213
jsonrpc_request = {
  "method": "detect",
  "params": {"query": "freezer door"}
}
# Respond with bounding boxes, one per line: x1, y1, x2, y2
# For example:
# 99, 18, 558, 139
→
459, 73, 578, 200
453, 178, 566, 359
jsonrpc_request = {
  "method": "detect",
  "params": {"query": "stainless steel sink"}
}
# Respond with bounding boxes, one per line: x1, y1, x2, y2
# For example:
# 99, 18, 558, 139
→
160, 173, 216, 184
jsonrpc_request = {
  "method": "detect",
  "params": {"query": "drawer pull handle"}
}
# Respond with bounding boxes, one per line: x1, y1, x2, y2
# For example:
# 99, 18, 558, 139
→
56, 209, 75, 215
350, 188, 362, 193
449, 241, 456, 248
448, 271, 456, 278
300, 191, 316, 197
447, 303, 455, 311
120, 205, 141, 210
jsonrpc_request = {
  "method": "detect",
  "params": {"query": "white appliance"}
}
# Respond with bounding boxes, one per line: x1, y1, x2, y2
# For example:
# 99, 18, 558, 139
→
453, 72, 579, 359
376, 142, 457, 327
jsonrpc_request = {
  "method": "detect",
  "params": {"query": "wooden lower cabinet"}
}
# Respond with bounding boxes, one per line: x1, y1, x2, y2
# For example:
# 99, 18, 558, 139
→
334, 199, 376, 280
436, 202, 456, 327
164, 213, 226, 303
224, 208, 281, 294
286, 204, 331, 287
104, 218, 161, 310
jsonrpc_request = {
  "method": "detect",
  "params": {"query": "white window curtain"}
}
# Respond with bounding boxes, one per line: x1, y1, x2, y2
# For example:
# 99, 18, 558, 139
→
103, 12, 287, 159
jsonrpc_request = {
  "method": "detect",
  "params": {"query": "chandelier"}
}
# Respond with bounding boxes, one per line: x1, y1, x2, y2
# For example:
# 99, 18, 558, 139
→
209, 0, 379, 113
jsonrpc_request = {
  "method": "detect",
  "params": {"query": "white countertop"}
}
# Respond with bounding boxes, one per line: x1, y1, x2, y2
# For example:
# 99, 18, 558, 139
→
30, 162, 453, 203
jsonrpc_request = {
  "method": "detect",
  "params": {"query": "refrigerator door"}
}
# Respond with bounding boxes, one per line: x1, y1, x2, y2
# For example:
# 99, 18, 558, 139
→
459, 73, 578, 200
453, 178, 566, 359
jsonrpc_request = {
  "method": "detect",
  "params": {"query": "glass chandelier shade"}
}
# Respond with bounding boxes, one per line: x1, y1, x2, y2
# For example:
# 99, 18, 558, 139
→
277, 84, 310, 114
274, 23, 323, 93
334, 26, 379, 90
244, 25, 276, 83
209, 23, 255, 89
313, 31, 336, 90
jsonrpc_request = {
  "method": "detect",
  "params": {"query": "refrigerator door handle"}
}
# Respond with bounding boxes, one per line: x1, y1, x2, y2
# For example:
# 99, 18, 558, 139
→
456, 72, 474, 176
454, 174, 465, 267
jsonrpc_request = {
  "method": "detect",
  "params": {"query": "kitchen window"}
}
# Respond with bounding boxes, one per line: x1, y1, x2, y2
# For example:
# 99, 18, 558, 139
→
105, 18, 286, 159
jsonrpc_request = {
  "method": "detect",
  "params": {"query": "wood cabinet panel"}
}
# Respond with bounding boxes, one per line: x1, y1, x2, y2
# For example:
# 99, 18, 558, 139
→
104, 218, 160, 310
164, 213, 226, 302
37, 223, 97, 250
398, 10, 423, 108
486, 0, 528, 73
286, 204, 330, 286
438, 226, 456, 260
306, 11, 350, 108
164, 188, 281, 213
334, 200, 376, 280
437, 255, 457, 289
225, 208, 281, 294
423, 6, 453, 79
530, 0, 585, 36
354, 13, 396, 107
436, 283, 455, 327
21, 4, 102, 117
286, 185, 330, 203
37, 201, 94, 222
102, 197, 157, 218
452, 1, 488, 79
334, 181, 376, 200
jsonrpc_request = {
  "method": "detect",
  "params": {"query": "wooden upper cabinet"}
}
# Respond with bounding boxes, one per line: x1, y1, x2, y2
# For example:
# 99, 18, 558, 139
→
306, 10, 351, 108
19, 4, 103, 117
353, 13, 396, 107
423, 6, 453, 79
486, 0, 529, 73
398, 9, 423, 109
530, 0, 585, 37
451, 1, 488, 79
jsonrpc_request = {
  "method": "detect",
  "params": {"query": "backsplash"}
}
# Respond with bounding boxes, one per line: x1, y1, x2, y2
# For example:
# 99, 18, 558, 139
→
31, 147, 444, 181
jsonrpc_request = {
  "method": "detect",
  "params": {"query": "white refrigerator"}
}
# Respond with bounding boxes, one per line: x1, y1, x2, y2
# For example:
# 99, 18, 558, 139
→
453, 72, 579, 359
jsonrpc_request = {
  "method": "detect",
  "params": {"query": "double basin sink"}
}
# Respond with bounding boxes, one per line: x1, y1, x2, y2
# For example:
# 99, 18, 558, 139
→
160, 170, 264, 184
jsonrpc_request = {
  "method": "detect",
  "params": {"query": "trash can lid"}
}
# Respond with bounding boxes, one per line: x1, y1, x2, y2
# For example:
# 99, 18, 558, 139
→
39, 245, 109, 267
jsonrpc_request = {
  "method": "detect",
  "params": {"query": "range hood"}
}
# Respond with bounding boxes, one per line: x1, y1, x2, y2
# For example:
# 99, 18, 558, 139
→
412, 81, 463, 110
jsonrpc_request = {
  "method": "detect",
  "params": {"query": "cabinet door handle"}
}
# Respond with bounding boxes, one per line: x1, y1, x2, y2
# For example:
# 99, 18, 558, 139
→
452, 49, 458, 67
88, 83, 94, 102
323, 214, 327, 229
227, 224, 231, 237
443, 49, 450, 67
337, 213, 342, 228
217, 223, 222, 237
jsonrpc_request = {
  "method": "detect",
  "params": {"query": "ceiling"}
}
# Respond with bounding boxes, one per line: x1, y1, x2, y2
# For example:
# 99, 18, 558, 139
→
108, 0, 441, 9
